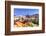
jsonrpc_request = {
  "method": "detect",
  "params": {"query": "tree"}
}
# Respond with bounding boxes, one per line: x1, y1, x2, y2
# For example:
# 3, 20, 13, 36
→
26, 15, 30, 18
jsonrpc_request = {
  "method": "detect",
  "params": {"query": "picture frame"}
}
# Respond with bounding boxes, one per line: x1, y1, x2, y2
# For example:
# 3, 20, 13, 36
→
5, 1, 45, 35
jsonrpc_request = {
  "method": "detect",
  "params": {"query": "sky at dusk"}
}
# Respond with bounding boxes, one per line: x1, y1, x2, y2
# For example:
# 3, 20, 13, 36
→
14, 8, 39, 16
